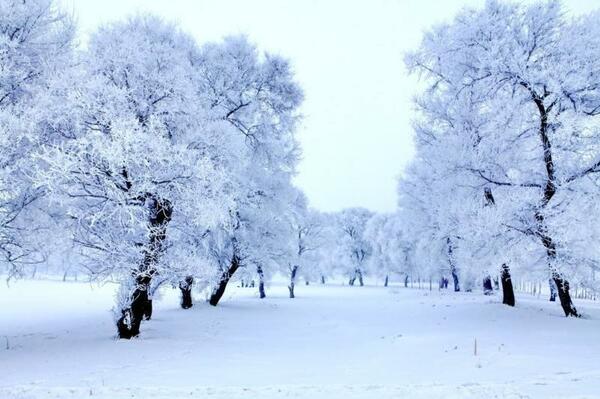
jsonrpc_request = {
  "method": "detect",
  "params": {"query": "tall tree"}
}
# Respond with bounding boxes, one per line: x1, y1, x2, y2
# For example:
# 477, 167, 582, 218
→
36, 16, 232, 337
0, 0, 74, 277
405, 0, 600, 316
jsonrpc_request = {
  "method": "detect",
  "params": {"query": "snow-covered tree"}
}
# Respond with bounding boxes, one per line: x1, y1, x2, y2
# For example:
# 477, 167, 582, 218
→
190, 36, 303, 306
403, 0, 600, 315
284, 191, 325, 298
35, 16, 233, 338
335, 208, 373, 286
364, 213, 408, 286
0, 0, 74, 278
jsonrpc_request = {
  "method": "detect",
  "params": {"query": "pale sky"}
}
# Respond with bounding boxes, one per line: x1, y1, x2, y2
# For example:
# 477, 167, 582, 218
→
61, 0, 599, 212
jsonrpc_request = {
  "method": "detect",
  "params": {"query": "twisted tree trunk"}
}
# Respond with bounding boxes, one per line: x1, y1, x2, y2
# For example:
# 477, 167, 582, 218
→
117, 197, 172, 339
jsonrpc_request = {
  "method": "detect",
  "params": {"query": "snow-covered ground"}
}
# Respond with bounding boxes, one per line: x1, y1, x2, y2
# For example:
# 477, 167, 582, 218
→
1, 280, 599, 398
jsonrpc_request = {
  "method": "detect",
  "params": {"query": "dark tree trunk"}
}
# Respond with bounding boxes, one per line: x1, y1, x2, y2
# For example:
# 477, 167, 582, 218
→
553, 275, 579, 317
179, 276, 194, 309
349, 272, 356, 286
209, 255, 240, 306
451, 271, 460, 292
143, 298, 153, 320
549, 278, 557, 302
257, 265, 266, 299
288, 265, 299, 298
384, 275, 389, 287
439, 277, 449, 289
500, 264, 515, 307
483, 276, 493, 295
528, 90, 578, 317
538, 226, 578, 316
117, 197, 172, 339
320, 275, 326, 284
143, 277, 167, 321
117, 288, 148, 339
305, 280, 309, 286
404, 275, 409, 287
357, 269, 364, 286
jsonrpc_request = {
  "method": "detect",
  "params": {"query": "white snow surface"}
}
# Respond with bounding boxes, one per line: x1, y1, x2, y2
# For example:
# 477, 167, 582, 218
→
1, 280, 599, 398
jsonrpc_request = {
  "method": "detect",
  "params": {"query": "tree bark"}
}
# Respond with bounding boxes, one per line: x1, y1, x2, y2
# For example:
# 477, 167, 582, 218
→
529, 89, 578, 317
179, 276, 194, 309
143, 297, 153, 320
257, 265, 266, 299
483, 276, 493, 295
384, 275, 389, 287
117, 197, 172, 339
500, 264, 515, 307
288, 265, 299, 298
357, 268, 364, 286
553, 275, 578, 317
349, 273, 356, 286
549, 278, 557, 302
209, 254, 240, 306
320, 275, 326, 284
451, 271, 460, 292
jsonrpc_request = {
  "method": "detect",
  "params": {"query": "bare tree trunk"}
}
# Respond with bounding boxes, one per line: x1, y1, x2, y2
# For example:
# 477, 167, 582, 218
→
320, 275, 326, 284
179, 276, 194, 309
257, 265, 266, 299
549, 278, 557, 301
288, 265, 299, 298
117, 197, 172, 339
500, 264, 515, 307
384, 275, 389, 287
553, 275, 578, 317
529, 91, 578, 317
451, 271, 460, 292
483, 276, 493, 295
143, 277, 167, 320
538, 226, 578, 316
209, 254, 240, 306
349, 270, 356, 286
357, 268, 364, 286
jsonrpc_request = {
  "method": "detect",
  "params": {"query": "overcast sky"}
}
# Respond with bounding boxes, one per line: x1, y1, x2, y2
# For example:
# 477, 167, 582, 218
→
61, 0, 599, 212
